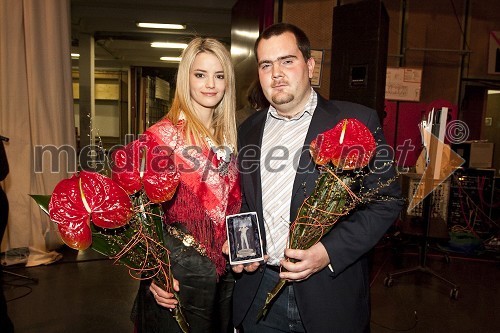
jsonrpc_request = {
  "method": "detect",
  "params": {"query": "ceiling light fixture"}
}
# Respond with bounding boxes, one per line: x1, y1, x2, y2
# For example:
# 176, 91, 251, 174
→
160, 56, 182, 62
137, 22, 186, 30
151, 42, 188, 49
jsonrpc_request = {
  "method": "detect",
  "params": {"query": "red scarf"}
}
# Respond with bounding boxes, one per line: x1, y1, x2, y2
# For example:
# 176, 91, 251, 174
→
146, 119, 241, 276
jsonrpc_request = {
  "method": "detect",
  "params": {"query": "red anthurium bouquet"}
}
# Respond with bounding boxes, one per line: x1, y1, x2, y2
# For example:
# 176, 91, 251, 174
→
258, 118, 392, 319
32, 132, 189, 332
310, 118, 376, 169
48, 171, 133, 250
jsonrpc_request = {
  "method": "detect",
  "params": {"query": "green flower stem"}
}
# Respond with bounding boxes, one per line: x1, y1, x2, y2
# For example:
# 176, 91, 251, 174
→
257, 278, 287, 320
150, 203, 189, 332
258, 169, 358, 320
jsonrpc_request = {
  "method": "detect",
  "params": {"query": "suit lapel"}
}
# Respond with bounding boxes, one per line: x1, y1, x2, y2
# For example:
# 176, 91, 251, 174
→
290, 97, 343, 216
240, 111, 267, 224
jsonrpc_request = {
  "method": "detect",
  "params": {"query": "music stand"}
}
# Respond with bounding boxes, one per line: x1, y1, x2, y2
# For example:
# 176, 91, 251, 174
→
383, 108, 459, 299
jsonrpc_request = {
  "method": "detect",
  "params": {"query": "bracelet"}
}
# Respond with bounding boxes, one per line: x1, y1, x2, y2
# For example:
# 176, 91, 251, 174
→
164, 224, 207, 257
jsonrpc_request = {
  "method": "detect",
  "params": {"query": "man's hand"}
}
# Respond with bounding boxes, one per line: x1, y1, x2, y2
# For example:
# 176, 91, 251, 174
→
149, 278, 180, 309
222, 240, 267, 273
279, 242, 330, 281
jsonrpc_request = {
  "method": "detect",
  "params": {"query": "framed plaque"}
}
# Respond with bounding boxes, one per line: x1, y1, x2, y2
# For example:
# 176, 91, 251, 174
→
226, 212, 264, 265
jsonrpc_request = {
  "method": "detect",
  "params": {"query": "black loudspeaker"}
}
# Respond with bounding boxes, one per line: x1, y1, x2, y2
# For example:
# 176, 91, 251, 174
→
330, 0, 389, 121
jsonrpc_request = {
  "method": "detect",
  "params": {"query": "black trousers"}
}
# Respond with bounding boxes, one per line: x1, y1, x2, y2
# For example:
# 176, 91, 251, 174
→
133, 224, 234, 333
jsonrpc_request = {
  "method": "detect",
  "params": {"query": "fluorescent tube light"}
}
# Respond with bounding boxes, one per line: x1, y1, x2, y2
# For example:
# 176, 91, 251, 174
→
151, 42, 188, 49
160, 56, 182, 62
137, 23, 186, 30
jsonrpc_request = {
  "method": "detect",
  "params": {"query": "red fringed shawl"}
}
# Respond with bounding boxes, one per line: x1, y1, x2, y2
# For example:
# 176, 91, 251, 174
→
146, 119, 241, 276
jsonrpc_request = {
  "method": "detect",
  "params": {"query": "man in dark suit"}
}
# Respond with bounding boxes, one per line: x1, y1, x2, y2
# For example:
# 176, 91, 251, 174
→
229, 23, 403, 332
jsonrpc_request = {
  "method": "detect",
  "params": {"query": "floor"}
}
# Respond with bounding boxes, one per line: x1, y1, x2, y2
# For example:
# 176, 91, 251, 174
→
2, 235, 500, 333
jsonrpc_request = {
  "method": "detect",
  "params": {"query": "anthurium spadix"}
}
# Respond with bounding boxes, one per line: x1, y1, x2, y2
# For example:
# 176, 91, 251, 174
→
48, 171, 134, 250
310, 118, 376, 169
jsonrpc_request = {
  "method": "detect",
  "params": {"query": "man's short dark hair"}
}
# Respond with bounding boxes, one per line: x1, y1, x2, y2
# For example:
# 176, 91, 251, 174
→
254, 23, 311, 62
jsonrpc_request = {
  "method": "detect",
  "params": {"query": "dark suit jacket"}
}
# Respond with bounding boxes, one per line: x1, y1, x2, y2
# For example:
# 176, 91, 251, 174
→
233, 95, 404, 333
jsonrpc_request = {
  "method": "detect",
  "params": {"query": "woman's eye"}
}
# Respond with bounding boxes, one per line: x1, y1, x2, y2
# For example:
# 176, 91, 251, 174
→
194, 73, 204, 78
216, 74, 225, 80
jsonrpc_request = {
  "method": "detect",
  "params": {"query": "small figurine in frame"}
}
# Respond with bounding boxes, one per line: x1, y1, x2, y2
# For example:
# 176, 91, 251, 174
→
225, 212, 264, 265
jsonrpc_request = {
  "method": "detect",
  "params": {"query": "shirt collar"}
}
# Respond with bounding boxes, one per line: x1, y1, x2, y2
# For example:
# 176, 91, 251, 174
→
267, 88, 317, 121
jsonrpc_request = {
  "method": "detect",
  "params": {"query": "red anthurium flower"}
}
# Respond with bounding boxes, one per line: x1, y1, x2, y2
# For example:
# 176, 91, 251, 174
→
111, 133, 180, 203
48, 171, 133, 250
310, 118, 376, 169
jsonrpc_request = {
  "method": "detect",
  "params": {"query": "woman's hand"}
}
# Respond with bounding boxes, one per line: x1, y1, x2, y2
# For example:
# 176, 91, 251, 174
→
149, 278, 180, 309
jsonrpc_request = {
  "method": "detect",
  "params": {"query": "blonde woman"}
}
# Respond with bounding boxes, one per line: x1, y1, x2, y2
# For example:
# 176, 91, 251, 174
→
132, 37, 241, 333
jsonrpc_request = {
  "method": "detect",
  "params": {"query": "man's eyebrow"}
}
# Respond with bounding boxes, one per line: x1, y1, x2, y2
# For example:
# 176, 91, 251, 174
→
258, 55, 298, 66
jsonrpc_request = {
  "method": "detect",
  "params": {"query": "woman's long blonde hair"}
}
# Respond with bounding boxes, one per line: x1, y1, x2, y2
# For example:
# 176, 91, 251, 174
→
166, 37, 237, 151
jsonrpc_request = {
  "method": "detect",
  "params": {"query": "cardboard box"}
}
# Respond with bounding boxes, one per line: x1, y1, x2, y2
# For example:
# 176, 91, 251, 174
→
453, 141, 494, 168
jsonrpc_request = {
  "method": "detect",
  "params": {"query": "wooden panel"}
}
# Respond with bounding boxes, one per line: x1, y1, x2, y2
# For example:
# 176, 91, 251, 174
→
73, 80, 120, 100
95, 81, 120, 100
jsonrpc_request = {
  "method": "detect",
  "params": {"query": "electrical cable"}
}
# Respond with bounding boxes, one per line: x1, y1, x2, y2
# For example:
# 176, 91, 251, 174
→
4, 285, 33, 303
449, 0, 471, 51
459, 186, 480, 237
3, 275, 35, 303
477, 176, 500, 208
454, 174, 498, 229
